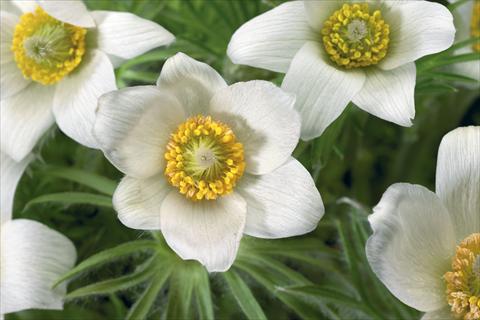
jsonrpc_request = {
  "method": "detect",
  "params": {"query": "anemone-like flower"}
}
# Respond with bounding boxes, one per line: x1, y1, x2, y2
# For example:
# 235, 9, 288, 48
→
1, 0, 174, 162
0, 152, 77, 316
227, 0, 456, 140
93, 53, 324, 272
366, 126, 480, 320
448, 0, 480, 87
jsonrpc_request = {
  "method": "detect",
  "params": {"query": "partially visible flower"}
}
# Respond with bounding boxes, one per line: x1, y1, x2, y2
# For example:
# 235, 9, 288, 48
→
0, 152, 77, 316
227, 1, 456, 140
1, 0, 174, 162
94, 53, 324, 272
366, 127, 480, 319
448, 0, 480, 88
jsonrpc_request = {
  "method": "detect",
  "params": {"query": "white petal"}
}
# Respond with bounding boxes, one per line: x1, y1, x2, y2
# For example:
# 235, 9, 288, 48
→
53, 50, 116, 149
352, 63, 416, 127
435, 126, 480, 243
379, 1, 455, 70
1, 84, 55, 162
227, 1, 316, 73
0, 152, 32, 224
239, 158, 324, 238
113, 175, 169, 230
157, 52, 227, 115
94, 86, 185, 178
91, 10, 174, 64
449, 47, 480, 88
282, 42, 366, 140
2, 1, 24, 15
37, 0, 95, 27
161, 191, 246, 272
303, 0, 343, 32
0, 219, 76, 314
366, 183, 456, 312
1, 11, 18, 64
10, 1, 37, 13
209, 80, 300, 175
421, 308, 454, 320
1, 11, 30, 100
0, 62, 31, 100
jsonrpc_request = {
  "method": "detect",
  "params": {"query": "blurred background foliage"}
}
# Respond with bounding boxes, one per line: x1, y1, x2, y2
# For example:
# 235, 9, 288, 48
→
7, 0, 479, 319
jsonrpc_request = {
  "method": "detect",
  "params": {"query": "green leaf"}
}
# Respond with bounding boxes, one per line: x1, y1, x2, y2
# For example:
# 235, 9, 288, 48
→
421, 71, 478, 83
193, 267, 214, 320
278, 285, 383, 320
223, 270, 267, 320
126, 266, 173, 320
25, 192, 113, 210
42, 166, 117, 195
166, 261, 198, 319
66, 258, 157, 299
54, 240, 159, 288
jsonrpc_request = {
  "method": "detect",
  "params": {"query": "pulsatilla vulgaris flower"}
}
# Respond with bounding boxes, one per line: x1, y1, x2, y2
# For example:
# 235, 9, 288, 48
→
1, 0, 174, 162
94, 53, 325, 272
227, 0, 456, 140
366, 127, 480, 320
0, 152, 76, 315
447, 0, 480, 88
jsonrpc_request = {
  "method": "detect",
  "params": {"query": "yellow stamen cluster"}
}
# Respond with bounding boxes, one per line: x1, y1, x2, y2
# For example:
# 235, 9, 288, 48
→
11, 6, 87, 85
471, 1, 480, 52
164, 115, 245, 201
444, 233, 480, 320
322, 3, 390, 69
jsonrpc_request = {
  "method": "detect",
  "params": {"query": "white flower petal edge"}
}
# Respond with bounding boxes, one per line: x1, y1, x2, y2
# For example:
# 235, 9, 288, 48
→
0, 11, 30, 100
157, 52, 227, 115
1, 84, 55, 162
161, 191, 247, 272
239, 158, 323, 238
379, 1, 456, 70
113, 175, 169, 230
0, 152, 32, 223
37, 0, 95, 27
209, 80, 300, 175
53, 50, 116, 149
435, 126, 480, 243
421, 307, 454, 320
282, 42, 366, 140
94, 86, 185, 178
366, 183, 456, 312
0, 219, 76, 314
227, 1, 317, 73
352, 63, 416, 127
91, 10, 174, 66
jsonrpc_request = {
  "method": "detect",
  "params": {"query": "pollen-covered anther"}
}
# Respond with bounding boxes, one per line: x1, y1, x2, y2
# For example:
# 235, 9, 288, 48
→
444, 233, 480, 320
321, 3, 390, 69
164, 115, 245, 201
11, 6, 87, 85
471, 1, 480, 52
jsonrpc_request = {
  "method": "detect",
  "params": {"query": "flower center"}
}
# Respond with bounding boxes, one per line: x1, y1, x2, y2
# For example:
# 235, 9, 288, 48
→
11, 6, 87, 85
321, 3, 390, 69
164, 115, 245, 201
471, 1, 480, 52
444, 233, 480, 320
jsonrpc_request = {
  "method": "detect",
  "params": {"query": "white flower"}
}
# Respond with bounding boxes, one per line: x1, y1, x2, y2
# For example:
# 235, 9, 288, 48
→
0, 152, 77, 315
1, 0, 175, 162
448, 0, 480, 88
366, 126, 480, 319
227, 0, 456, 140
93, 53, 325, 272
